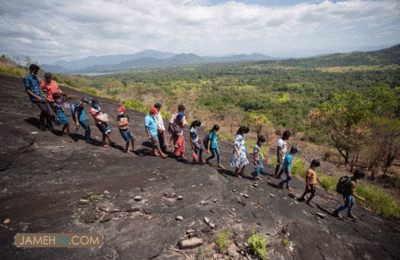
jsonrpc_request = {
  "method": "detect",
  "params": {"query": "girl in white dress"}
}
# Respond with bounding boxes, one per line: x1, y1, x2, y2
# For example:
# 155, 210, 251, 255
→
230, 126, 250, 178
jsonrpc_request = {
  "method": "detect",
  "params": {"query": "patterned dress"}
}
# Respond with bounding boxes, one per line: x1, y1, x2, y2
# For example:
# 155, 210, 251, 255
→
230, 134, 249, 169
54, 102, 69, 126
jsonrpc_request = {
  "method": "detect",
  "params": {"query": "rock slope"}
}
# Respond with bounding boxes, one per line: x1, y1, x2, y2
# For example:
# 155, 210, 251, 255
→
0, 74, 399, 260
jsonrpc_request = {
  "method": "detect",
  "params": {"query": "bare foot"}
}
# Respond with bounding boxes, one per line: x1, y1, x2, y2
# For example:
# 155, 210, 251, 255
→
152, 153, 160, 157
126, 150, 131, 154
218, 164, 225, 169
103, 144, 109, 148
131, 149, 136, 152
286, 186, 293, 192
180, 155, 187, 160
160, 153, 167, 158
255, 177, 262, 181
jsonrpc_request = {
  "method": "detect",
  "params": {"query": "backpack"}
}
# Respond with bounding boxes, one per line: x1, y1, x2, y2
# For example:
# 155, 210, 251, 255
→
203, 133, 210, 149
336, 176, 351, 195
71, 104, 78, 121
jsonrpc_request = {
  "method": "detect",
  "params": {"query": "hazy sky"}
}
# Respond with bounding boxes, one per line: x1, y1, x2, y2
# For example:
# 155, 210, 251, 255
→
1, 0, 399, 64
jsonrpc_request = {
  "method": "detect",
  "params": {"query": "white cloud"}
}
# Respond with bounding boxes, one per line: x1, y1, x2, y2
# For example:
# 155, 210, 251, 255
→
0, 0, 399, 63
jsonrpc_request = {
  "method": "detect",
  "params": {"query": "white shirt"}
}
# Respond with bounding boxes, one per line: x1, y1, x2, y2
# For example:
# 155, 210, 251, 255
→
277, 138, 287, 157
154, 113, 165, 131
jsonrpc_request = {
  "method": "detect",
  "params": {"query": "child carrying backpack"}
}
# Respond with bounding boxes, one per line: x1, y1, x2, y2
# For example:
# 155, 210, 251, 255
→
333, 170, 366, 219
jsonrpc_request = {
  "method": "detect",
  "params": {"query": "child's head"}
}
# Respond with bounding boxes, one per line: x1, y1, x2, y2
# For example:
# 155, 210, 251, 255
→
44, 73, 52, 84
290, 146, 299, 154
52, 93, 61, 101
310, 159, 320, 169
150, 107, 158, 116
190, 120, 201, 129
211, 124, 220, 132
282, 130, 291, 140
178, 105, 185, 112
353, 170, 365, 180
80, 98, 90, 105
92, 99, 99, 108
117, 106, 126, 115
237, 126, 250, 136
154, 103, 162, 111
257, 135, 267, 144
29, 64, 40, 75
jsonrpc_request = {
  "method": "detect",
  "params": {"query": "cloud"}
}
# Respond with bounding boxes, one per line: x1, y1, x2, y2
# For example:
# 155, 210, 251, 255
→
0, 0, 399, 63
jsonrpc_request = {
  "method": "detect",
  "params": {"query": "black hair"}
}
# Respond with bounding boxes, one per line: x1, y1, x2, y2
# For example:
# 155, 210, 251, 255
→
190, 120, 201, 129
29, 64, 40, 71
44, 73, 52, 78
92, 99, 98, 105
236, 126, 250, 135
211, 124, 220, 132
178, 105, 185, 112
52, 93, 61, 100
154, 103, 162, 109
283, 130, 291, 139
311, 159, 320, 168
354, 170, 365, 179
257, 135, 267, 143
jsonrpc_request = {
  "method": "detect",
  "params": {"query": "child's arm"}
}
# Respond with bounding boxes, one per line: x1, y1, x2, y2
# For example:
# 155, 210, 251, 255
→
190, 132, 194, 149
74, 110, 79, 125
53, 106, 59, 121
317, 177, 322, 185
352, 191, 365, 201
207, 139, 211, 154
145, 126, 151, 140
253, 152, 259, 166
233, 145, 240, 158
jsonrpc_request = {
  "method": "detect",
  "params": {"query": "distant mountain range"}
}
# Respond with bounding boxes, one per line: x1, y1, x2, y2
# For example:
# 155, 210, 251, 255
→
40, 50, 276, 74
40, 44, 400, 74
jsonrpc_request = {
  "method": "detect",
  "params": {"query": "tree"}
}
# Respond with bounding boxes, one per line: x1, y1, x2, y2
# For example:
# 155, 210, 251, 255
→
307, 90, 372, 169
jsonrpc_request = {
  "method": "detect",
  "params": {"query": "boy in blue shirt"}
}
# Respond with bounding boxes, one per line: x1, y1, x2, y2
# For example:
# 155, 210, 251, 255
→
278, 146, 299, 191
73, 98, 92, 143
145, 107, 167, 158
205, 124, 224, 169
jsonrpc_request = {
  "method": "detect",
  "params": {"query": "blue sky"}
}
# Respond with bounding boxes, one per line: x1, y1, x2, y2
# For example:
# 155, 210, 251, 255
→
0, 0, 399, 63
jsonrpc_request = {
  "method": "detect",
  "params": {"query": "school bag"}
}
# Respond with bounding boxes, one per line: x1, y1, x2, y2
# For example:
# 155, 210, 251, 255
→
70, 103, 78, 121
203, 133, 210, 149
336, 176, 351, 195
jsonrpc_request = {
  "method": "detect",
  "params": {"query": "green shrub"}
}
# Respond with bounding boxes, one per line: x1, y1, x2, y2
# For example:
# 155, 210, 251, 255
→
291, 157, 307, 177
214, 228, 230, 253
356, 185, 400, 220
82, 88, 98, 95
122, 99, 149, 112
281, 238, 290, 247
248, 229, 267, 260
269, 157, 278, 166
318, 174, 337, 191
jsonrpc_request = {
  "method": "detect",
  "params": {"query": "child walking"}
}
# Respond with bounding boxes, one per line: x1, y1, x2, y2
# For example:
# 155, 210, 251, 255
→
275, 130, 291, 178
73, 98, 92, 143
154, 103, 167, 153
278, 146, 299, 191
205, 125, 224, 169
117, 106, 135, 153
169, 105, 187, 159
298, 159, 322, 206
52, 93, 70, 136
230, 126, 250, 178
90, 99, 114, 147
333, 170, 366, 219
145, 107, 167, 158
189, 120, 205, 164
251, 135, 267, 181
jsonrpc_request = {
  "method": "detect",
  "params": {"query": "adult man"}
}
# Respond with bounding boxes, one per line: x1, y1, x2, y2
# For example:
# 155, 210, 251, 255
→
333, 170, 366, 219
154, 103, 167, 153
275, 130, 291, 178
23, 64, 52, 131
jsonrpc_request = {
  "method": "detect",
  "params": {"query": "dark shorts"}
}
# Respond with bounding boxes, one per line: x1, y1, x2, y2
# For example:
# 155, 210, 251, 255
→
305, 184, 317, 195
119, 129, 134, 143
151, 135, 160, 148
96, 122, 111, 136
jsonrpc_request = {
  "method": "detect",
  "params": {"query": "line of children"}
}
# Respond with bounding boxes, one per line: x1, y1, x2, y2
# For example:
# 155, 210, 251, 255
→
117, 106, 135, 153
205, 125, 224, 169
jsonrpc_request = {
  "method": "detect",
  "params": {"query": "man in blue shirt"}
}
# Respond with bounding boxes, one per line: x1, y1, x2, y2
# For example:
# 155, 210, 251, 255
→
145, 107, 167, 158
23, 64, 52, 130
